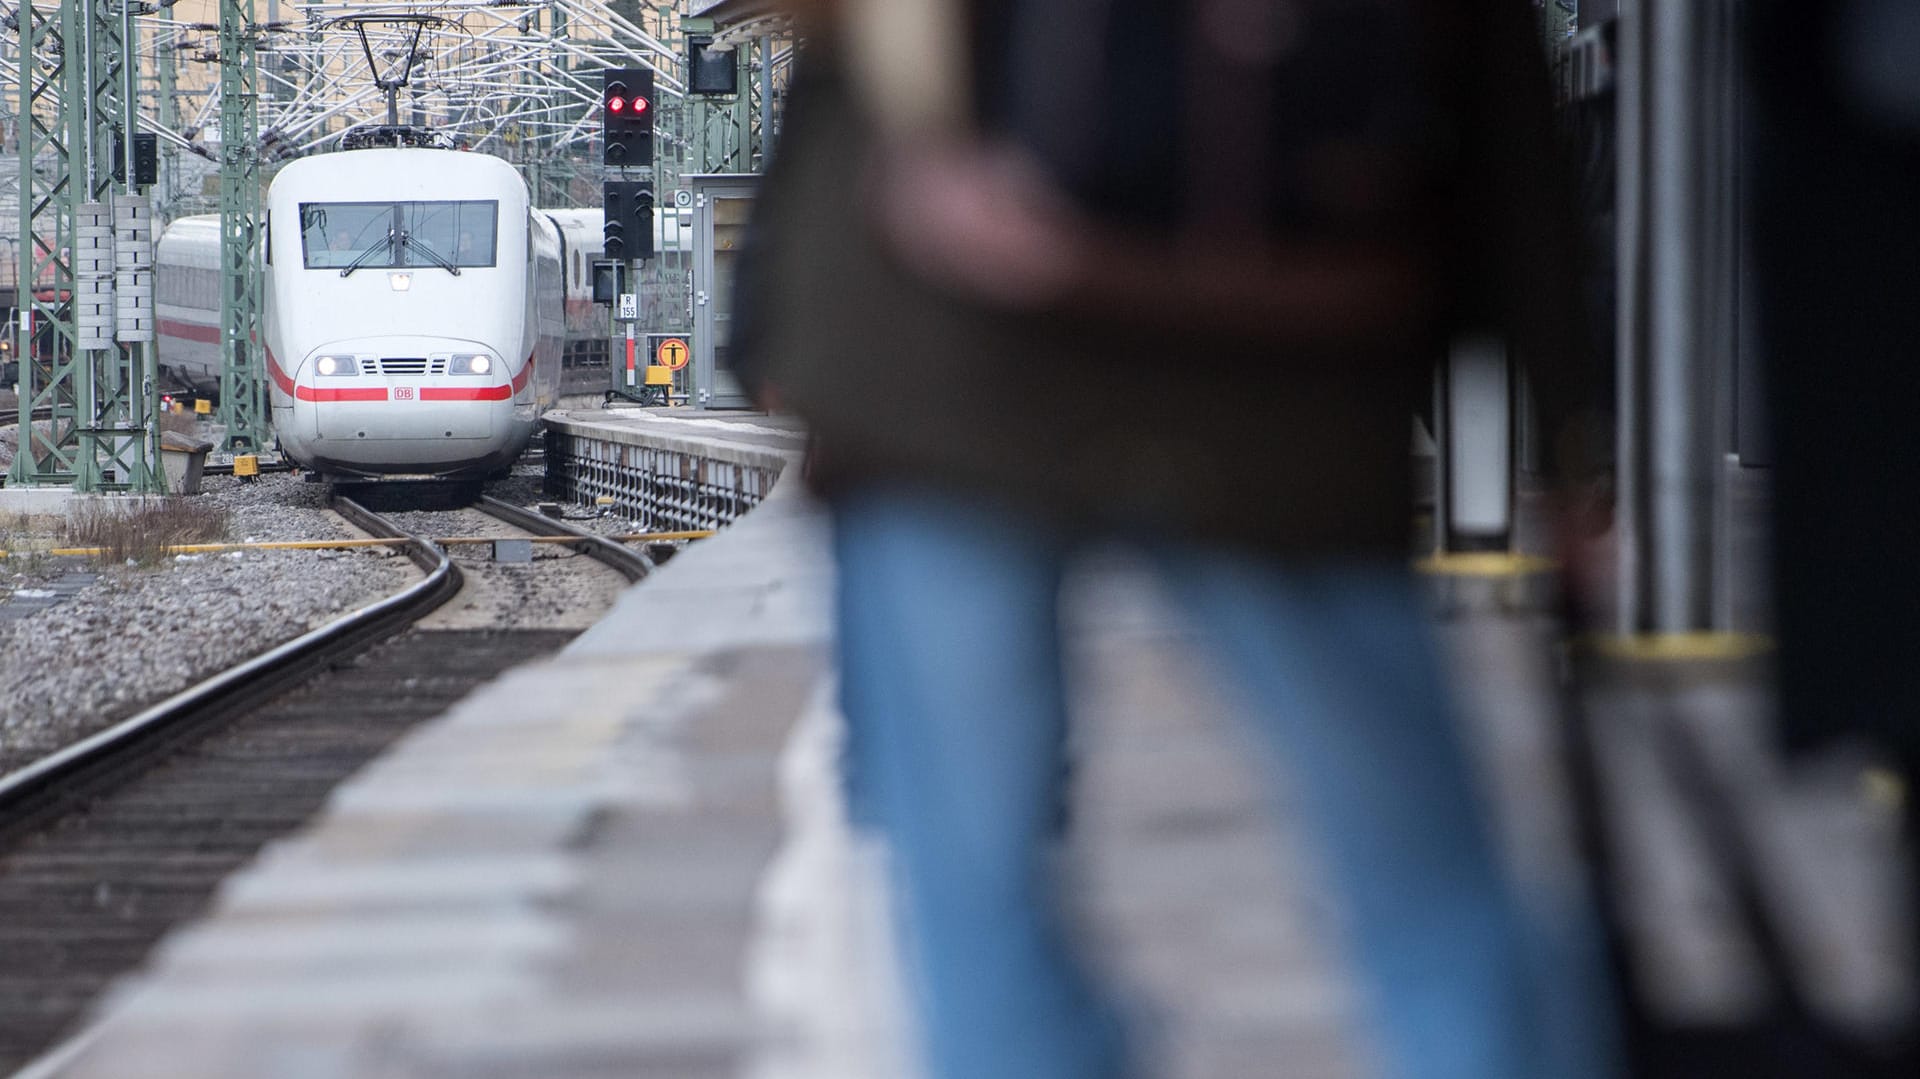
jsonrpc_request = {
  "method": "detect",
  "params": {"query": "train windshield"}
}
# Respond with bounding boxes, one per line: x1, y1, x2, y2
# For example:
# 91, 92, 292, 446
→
299, 200, 498, 271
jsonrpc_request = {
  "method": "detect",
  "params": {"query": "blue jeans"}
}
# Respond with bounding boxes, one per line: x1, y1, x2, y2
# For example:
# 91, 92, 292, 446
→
833, 487, 1614, 1079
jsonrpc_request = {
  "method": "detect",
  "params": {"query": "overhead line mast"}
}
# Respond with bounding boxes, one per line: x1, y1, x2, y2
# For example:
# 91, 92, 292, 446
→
218, 0, 268, 456
9, 0, 163, 492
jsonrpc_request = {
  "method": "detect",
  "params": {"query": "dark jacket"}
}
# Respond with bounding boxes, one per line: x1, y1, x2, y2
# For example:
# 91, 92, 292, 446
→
1748, 0, 1920, 758
742, 1, 1586, 555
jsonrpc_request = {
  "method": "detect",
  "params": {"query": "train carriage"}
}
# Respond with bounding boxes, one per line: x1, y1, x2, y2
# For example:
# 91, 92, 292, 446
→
153, 216, 224, 394
543, 208, 612, 371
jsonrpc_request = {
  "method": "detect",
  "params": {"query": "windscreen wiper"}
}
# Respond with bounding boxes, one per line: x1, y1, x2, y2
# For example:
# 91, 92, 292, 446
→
338, 230, 396, 277
398, 231, 461, 276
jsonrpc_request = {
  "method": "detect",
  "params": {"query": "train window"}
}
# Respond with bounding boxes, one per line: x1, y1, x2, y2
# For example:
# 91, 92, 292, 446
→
298, 200, 498, 270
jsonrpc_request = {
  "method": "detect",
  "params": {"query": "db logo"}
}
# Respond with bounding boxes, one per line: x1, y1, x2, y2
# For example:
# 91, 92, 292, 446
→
393, 386, 415, 401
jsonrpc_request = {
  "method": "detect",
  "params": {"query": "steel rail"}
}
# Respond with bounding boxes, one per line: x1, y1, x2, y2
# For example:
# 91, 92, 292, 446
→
476, 493, 651, 584
0, 493, 461, 838
2, 404, 57, 425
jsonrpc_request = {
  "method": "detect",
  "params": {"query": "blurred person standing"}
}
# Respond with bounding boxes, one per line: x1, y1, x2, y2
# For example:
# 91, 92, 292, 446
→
1747, 0, 1920, 987
737, 2, 1614, 1077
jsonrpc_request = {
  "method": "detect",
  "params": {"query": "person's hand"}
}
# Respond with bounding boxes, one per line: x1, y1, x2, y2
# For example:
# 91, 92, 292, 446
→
868, 136, 1437, 347
873, 138, 1084, 308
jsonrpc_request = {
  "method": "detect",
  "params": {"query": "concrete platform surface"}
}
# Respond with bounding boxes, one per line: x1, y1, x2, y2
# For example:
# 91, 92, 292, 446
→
549, 406, 808, 458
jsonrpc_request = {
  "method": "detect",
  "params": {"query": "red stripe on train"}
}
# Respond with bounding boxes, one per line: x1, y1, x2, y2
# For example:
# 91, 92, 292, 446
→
420, 385, 512, 401
159, 317, 221, 344
256, 348, 522, 403
296, 386, 389, 402
265, 349, 296, 395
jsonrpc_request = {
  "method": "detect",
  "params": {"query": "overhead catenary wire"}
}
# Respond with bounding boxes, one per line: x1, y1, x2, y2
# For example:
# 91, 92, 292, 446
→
0, 2, 710, 187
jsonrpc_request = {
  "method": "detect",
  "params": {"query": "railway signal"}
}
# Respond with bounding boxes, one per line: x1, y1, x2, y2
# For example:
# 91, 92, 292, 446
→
687, 36, 739, 95
111, 132, 159, 188
602, 182, 655, 262
603, 182, 630, 258
601, 68, 655, 168
591, 260, 622, 304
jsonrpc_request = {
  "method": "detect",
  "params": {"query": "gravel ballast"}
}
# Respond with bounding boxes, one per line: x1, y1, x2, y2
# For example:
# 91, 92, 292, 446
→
0, 431, 667, 778
378, 500, 635, 632
0, 472, 413, 777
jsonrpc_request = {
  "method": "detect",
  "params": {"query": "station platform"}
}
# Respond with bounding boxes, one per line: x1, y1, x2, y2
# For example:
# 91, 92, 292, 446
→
20, 411, 1912, 1078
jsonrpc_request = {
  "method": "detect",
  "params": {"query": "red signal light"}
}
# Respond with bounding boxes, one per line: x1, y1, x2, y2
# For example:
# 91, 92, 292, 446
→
601, 69, 653, 166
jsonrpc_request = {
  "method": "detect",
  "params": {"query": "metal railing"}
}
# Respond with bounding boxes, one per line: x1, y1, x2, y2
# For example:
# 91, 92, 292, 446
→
542, 424, 784, 534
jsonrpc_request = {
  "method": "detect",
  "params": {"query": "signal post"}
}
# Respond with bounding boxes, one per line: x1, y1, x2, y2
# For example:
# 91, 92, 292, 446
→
601, 68, 664, 404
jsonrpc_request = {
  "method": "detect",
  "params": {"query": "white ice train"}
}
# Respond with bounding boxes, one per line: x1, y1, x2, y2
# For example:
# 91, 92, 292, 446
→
155, 148, 608, 480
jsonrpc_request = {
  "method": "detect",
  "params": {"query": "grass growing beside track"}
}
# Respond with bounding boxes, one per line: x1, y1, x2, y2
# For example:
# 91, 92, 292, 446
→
64, 497, 230, 567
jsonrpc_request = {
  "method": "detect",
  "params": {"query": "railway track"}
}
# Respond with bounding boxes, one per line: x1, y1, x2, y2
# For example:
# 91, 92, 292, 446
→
0, 387, 49, 424
0, 492, 648, 1072
476, 493, 651, 583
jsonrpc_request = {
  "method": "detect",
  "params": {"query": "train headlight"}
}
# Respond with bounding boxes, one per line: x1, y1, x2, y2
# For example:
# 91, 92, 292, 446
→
448, 354, 492, 376
314, 355, 360, 377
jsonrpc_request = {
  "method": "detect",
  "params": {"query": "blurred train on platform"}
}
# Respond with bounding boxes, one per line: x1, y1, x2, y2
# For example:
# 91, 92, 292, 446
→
154, 150, 611, 480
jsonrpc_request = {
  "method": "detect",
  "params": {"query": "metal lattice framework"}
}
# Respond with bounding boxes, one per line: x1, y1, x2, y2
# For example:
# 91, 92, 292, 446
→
3, 3, 794, 232
218, 0, 268, 453
8, 0, 163, 491
3, 2, 795, 241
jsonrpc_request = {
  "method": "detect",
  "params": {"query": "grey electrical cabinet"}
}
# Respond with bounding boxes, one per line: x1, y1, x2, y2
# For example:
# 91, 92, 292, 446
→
687, 174, 758, 409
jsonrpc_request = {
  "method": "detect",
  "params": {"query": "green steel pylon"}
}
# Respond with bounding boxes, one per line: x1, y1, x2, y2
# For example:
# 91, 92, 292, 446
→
9, 0, 163, 492
217, 0, 269, 456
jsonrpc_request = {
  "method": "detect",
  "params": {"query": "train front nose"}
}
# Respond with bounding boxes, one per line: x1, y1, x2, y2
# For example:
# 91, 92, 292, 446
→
287, 338, 514, 475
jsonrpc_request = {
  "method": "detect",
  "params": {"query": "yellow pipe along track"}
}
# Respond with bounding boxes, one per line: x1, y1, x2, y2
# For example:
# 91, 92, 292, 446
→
0, 530, 716, 560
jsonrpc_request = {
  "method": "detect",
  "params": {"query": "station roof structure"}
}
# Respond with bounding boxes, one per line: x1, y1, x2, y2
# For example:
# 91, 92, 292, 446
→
690, 0, 795, 46
691, 0, 785, 23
